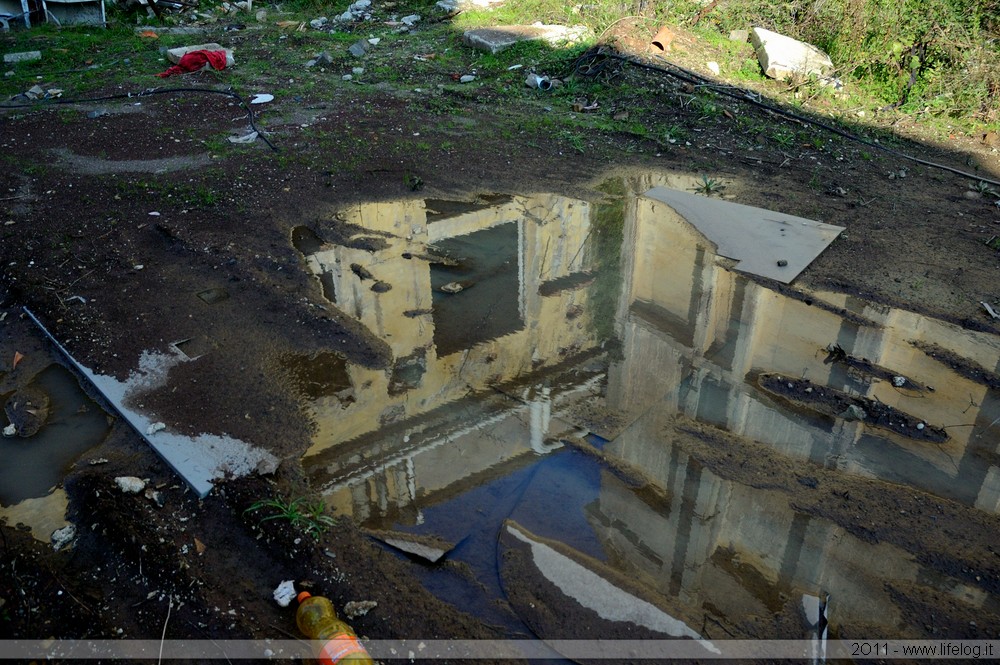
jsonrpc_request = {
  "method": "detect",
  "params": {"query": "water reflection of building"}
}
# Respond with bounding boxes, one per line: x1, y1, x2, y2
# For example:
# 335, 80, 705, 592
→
300, 193, 604, 520
299, 173, 1000, 638
608, 184, 1000, 510
589, 178, 1000, 633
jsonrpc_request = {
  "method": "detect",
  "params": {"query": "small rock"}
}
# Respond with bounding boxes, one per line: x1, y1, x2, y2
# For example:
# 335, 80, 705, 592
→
115, 476, 147, 494
273, 580, 297, 607
729, 29, 749, 42
343, 600, 378, 619
916, 422, 925, 430
892, 376, 906, 387
145, 488, 166, 507
459, 74, 476, 83
348, 40, 368, 57
776, 259, 788, 267
4, 51, 42, 64
839, 404, 867, 422
401, 14, 420, 26
2, 423, 15, 437
51, 525, 76, 551
342, 74, 353, 81
146, 421, 166, 435
309, 16, 328, 29
439, 282, 464, 294
706, 61, 720, 75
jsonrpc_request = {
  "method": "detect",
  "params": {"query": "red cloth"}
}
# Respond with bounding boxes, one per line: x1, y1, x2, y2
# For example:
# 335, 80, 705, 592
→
157, 50, 228, 78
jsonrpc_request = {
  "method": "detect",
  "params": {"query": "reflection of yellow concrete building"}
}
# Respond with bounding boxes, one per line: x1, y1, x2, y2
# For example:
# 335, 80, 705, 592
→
298, 173, 1000, 638
610, 184, 1000, 509
591, 179, 1000, 634
300, 192, 603, 519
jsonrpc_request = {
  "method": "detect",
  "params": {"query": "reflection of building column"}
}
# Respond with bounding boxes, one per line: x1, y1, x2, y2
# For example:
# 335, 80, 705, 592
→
529, 386, 552, 454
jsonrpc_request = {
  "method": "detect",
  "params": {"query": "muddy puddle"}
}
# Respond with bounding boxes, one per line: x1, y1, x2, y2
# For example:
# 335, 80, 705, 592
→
0, 364, 112, 540
295, 172, 1000, 646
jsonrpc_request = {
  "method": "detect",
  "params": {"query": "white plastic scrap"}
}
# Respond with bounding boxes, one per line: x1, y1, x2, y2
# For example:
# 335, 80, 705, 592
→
273, 580, 297, 607
115, 476, 147, 494
51, 525, 76, 551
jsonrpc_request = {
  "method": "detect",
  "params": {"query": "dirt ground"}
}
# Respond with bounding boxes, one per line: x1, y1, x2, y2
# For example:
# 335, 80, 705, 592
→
2, 13, 1000, 663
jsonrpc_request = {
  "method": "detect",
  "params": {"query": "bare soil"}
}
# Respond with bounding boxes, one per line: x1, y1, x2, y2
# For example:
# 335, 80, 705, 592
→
2, 14, 1000, 662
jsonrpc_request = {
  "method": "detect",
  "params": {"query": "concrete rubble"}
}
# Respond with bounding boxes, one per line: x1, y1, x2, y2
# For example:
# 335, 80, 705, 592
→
750, 27, 833, 81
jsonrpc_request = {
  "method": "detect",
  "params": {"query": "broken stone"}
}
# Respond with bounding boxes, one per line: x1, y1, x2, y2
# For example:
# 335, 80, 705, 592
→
401, 14, 420, 26
366, 529, 455, 563
348, 40, 368, 57
343, 600, 378, 618
115, 476, 147, 494
306, 51, 333, 68
4, 51, 42, 64
750, 27, 833, 81
463, 23, 591, 55
51, 524, 76, 551
439, 281, 465, 293
309, 16, 328, 29
839, 404, 867, 422
459, 74, 476, 83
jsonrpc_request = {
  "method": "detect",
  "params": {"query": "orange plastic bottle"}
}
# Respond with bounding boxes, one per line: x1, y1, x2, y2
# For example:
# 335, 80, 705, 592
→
295, 591, 375, 665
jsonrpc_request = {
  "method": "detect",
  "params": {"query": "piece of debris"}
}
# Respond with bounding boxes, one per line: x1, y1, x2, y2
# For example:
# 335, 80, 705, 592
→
982, 301, 1000, 320
250, 93, 274, 104
12, 350, 24, 369
651, 25, 675, 52
343, 600, 378, 619
438, 281, 466, 294
273, 580, 297, 607
750, 27, 833, 81
145, 488, 165, 507
4, 387, 50, 437
88, 457, 109, 465
371, 281, 392, 293
51, 525, 76, 551
305, 51, 333, 68
462, 23, 591, 55
309, 16, 328, 29
706, 61, 720, 75
366, 530, 456, 563
838, 404, 867, 422
146, 421, 167, 435
228, 131, 258, 144
525, 73, 552, 89
2, 424, 15, 437
3, 51, 42, 64
194, 537, 206, 554
892, 376, 906, 387
348, 40, 368, 57
459, 74, 476, 83
115, 476, 147, 494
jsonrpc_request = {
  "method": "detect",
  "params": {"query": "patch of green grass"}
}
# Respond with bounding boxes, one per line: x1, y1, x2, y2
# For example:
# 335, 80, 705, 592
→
693, 174, 726, 196
244, 495, 336, 539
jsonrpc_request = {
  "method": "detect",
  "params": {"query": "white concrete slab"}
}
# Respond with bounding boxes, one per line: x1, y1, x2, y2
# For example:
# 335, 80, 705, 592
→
642, 187, 843, 283
24, 308, 278, 498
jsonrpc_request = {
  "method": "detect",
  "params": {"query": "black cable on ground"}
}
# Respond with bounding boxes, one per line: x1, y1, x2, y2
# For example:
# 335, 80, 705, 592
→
0, 86, 278, 151
574, 47, 1000, 189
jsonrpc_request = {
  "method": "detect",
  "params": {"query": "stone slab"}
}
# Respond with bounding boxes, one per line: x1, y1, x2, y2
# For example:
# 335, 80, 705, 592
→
750, 27, 833, 81
642, 187, 843, 284
463, 23, 590, 54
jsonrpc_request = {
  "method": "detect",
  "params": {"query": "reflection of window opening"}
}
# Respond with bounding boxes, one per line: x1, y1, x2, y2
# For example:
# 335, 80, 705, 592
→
430, 222, 525, 356
424, 195, 514, 221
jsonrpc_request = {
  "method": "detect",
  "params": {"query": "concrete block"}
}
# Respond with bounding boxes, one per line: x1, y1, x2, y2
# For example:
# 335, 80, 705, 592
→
750, 27, 833, 81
